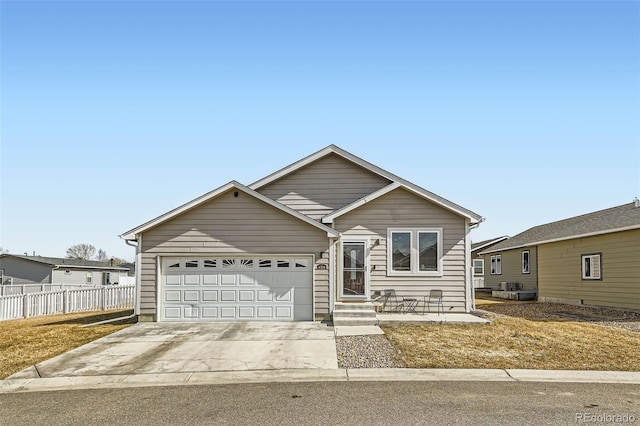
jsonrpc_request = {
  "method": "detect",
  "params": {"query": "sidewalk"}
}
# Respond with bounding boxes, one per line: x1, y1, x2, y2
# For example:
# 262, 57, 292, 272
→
2, 368, 640, 394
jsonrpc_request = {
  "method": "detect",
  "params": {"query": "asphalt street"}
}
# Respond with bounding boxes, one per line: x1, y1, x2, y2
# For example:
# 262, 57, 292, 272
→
1, 381, 639, 426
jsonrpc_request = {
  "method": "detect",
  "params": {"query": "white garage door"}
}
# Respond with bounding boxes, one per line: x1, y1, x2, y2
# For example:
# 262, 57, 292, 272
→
160, 256, 313, 322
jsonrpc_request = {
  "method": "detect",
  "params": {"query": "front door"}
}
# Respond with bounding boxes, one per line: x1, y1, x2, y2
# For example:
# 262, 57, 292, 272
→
341, 240, 368, 298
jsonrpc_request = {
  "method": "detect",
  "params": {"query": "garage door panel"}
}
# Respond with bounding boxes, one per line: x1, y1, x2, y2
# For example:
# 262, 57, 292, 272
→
183, 290, 200, 302
275, 289, 292, 302
184, 306, 199, 319
220, 307, 236, 318
160, 256, 313, 322
201, 307, 219, 319
165, 275, 181, 286
184, 275, 200, 285
275, 306, 292, 319
238, 306, 255, 318
164, 307, 182, 319
165, 290, 181, 302
220, 274, 237, 285
202, 290, 218, 301
294, 288, 312, 304
294, 305, 313, 321
238, 274, 255, 286
239, 290, 255, 301
220, 290, 236, 301
257, 290, 273, 302
256, 306, 273, 318
203, 275, 218, 285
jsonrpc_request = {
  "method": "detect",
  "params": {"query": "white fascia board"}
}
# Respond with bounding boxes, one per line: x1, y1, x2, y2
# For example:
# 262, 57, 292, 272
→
478, 224, 640, 255
322, 183, 401, 224
250, 145, 482, 223
471, 236, 510, 253
120, 180, 339, 240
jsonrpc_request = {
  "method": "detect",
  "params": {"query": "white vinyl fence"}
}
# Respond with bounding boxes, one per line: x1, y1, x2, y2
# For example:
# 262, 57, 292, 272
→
0, 285, 135, 322
0, 284, 103, 296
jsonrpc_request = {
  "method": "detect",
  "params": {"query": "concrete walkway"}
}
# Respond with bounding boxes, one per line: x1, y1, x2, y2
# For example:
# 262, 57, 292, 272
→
377, 312, 490, 325
2, 368, 640, 394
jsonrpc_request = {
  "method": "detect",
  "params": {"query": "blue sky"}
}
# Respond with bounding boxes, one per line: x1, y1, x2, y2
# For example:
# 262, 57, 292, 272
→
2, 0, 639, 261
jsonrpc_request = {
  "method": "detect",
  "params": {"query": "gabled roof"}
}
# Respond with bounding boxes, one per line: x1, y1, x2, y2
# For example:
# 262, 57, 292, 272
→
479, 202, 640, 254
120, 181, 340, 240
250, 145, 483, 224
0, 254, 128, 270
471, 236, 509, 253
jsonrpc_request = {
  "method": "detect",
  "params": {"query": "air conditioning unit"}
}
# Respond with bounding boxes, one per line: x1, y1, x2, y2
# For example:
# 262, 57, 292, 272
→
506, 282, 519, 291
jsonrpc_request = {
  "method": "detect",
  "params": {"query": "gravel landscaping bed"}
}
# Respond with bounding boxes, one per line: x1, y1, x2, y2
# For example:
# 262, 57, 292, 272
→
479, 302, 640, 333
336, 335, 403, 368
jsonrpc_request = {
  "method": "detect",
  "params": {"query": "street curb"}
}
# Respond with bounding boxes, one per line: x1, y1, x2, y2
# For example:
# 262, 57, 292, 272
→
2, 368, 640, 393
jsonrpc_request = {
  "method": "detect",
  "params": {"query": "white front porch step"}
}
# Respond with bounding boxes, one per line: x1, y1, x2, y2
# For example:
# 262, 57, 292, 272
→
332, 309, 378, 319
334, 302, 377, 311
332, 317, 379, 326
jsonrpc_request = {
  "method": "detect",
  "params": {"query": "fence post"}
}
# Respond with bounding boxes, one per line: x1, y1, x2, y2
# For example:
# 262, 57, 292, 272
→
63, 289, 69, 314
101, 287, 106, 311
23, 294, 29, 318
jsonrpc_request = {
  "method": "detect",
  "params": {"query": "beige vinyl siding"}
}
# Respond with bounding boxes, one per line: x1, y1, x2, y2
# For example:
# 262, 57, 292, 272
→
334, 187, 469, 312
538, 229, 640, 311
482, 247, 538, 291
257, 153, 392, 220
139, 189, 330, 320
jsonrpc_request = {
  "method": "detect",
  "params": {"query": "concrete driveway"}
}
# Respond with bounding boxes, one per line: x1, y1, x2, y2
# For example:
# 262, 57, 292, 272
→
13, 322, 338, 378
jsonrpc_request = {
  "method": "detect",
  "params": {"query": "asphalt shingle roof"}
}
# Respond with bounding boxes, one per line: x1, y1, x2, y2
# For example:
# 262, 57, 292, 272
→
2, 255, 128, 270
480, 202, 640, 254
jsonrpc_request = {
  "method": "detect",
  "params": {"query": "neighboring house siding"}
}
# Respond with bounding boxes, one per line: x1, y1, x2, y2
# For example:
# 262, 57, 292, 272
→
482, 247, 538, 291
51, 269, 109, 285
538, 229, 640, 311
334, 188, 468, 312
0, 257, 52, 284
257, 153, 392, 220
139, 189, 331, 320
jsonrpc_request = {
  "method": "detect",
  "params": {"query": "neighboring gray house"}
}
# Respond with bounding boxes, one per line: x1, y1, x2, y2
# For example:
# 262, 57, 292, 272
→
121, 145, 483, 322
0, 254, 128, 286
479, 201, 640, 311
470, 236, 509, 288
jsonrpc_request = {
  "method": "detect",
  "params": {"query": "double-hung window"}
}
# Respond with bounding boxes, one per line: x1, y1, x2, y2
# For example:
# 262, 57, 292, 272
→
490, 254, 502, 275
522, 250, 530, 274
473, 259, 484, 276
582, 254, 601, 280
387, 228, 442, 276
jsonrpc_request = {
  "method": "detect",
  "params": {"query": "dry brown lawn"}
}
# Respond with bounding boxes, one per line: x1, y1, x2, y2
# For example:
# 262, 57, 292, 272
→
383, 309, 640, 371
0, 310, 134, 379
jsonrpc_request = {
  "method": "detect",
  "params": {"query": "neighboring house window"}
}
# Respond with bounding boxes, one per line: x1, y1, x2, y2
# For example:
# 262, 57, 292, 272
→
473, 259, 484, 275
490, 255, 502, 275
522, 250, 530, 274
582, 254, 602, 280
86, 272, 92, 284
387, 228, 442, 276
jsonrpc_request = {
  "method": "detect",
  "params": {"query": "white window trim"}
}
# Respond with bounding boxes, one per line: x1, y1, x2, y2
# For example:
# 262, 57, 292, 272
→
473, 259, 484, 276
582, 253, 602, 280
490, 254, 502, 275
387, 227, 443, 277
522, 250, 530, 274
86, 272, 93, 284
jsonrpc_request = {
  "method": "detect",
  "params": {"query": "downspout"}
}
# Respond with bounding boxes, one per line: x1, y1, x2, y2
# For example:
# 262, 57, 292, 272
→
467, 218, 485, 312
124, 237, 141, 318
328, 237, 337, 314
